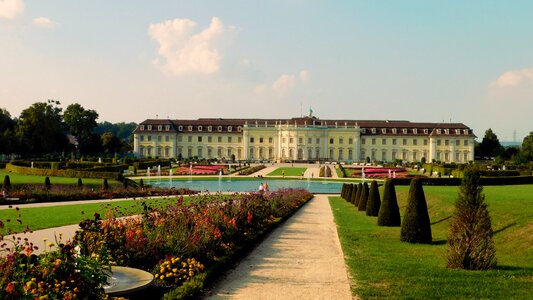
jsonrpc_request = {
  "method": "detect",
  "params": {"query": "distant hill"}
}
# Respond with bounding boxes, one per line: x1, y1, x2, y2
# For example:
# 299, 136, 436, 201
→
501, 141, 521, 147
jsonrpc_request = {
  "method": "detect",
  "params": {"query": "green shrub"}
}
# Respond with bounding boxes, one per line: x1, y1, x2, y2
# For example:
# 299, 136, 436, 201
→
366, 180, 381, 216
447, 168, 497, 270
358, 182, 369, 211
103, 178, 109, 191
140, 178, 144, 187
350, 184, 358, 205
77, 178, 83, 188
44, 176, 51, 189
377, 179, 401, 226
3, 175, 11, 191
355, 183, 363, 206
400, 178, 432, 243
341, 183, 348, 199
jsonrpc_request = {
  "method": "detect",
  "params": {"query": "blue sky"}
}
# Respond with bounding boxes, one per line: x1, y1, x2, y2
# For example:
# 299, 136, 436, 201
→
1, 0, 533, 142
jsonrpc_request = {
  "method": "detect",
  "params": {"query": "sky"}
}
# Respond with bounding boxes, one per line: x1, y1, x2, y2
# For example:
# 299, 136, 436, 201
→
1, 0, 533, 142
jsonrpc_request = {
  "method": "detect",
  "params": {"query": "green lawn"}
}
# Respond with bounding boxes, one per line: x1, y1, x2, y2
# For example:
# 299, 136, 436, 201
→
267, 167, 307, 176
0, 197, 181, 234
0, 170, 120, 187
330, 184, 533, 299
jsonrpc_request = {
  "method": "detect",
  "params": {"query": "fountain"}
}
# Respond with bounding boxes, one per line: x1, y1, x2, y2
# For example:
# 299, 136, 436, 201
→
306, 173, 311, 189
227, 164, 232, 182
157, 165, 161, 184
393, 171, 396, 178
188, 164, 193, 183
169, 169, 173, 186
361, 167, 366, 181
147, 167, 151, 179
218, 170, 222, 192
388, 169, 391, 178
98, 157, 102, 164
31, 161, 34, 168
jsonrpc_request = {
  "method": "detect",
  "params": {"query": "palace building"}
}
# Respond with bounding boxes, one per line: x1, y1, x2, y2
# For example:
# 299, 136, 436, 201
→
133, 114, 476, 163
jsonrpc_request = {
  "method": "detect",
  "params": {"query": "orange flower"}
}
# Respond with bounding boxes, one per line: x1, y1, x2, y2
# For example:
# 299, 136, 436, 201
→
5, 282, 15, 293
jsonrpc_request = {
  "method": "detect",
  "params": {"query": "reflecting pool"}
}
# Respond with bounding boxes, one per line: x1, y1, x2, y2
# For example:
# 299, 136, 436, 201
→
148, 178, 343, 194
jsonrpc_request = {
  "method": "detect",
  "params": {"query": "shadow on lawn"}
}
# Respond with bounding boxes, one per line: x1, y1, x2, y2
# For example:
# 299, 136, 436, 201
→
493, 222, 517, 235
431, 216, 451, 226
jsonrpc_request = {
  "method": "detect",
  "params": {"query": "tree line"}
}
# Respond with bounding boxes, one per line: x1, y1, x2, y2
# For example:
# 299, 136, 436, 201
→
0, 100, 136, 158
475, 128, 533, 165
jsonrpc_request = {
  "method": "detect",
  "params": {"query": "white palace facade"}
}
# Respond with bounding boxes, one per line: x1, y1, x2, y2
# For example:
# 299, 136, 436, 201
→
133, 115, 476, 163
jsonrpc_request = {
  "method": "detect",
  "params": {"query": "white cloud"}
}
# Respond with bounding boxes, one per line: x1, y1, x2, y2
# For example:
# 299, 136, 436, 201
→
32, 17, 57, 28
149, 17, 232, 76
0, 0, 24, 19
491, 67, 533, 88
256, 70, 311, 95
272, 74, 296, 94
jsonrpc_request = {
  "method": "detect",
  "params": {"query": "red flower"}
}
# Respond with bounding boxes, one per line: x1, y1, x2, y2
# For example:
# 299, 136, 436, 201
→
5, 282, 15, 293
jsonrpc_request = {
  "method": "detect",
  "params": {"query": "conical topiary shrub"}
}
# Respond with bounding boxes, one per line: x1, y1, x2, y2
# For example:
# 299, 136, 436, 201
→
44, 177, 51, 190
346, 184, 353, 203
447, 167, 497, 270
350, 184, 358, 205
3, 175, 11, 191
123, 178, 128, 189
354, 183, 363, 206
400, 178, 432, 244
103, 178, 109, 191
139, 178, 144, 188
358, 182, 369, 211
341, 184, 347, 199
366, 180, 381, 216
378, 179, 401, 226
77, 178, 83, 188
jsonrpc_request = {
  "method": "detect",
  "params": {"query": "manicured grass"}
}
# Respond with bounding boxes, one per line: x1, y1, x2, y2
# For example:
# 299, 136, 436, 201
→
0, 170, 119, 186
267, 167, 307, 176
330, 184, 533, 299
0, 197, 183, 234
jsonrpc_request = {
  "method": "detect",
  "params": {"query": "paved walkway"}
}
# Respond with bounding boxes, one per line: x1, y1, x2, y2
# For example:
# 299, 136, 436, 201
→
204, 195, 354, 299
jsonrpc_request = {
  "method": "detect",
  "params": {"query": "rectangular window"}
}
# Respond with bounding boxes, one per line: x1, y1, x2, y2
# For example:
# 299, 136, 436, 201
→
382, 138, 386, 145
148, 135, 152, 141
362, 138, 366, 145
282, 138, 286, 143
308, 137, 312, 144
198, 136, 202, 142
178, 136, 182, 142
402, 139, 407, 145
456, 140, 460, 146
188, 136, 192, 142
445, 140, 449, 146
339, 138, 344, 144
392, 138, 396, 145
269, 137, 273, 143
259, 137, 264, 143
330, 138, 334, 144
238, 137, 242, 143
413, 139, 417, 145
299, 137, 303, 144
208, 136, 212, 142
250, 137, 255, 143
165, 136, 169, 142
316, 138, 320, 144
228, 136, 232, 143
157, 136, 162, 142
437, 140, 441, 146
348, 138, 353, 144
372, 138, 376, 145
424, 139, 428, 145
218, 136, 222, 143
289, 138, 294, 144
464, 140, 468, 146
140, 135, 144, 141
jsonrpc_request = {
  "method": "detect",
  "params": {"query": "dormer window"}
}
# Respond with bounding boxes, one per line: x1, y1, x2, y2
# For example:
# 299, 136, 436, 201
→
403, 128, 407, 134
392, 128, 397, 134
361, 128, 366, 133
198, 125, 202, 131
445, 129, 449, 135
463, 129, 468, 135
165, 125, 170, 131
455, 129, 460, 134
238, 126, 243, 132
147, 125, 152, 130
178, 125, 183, 131
228, 126, 232, 132
382, 128, 387, 134
218, 126, 223, 132
188, 126, 193, 131
158, 125, 162, 131
208, 126, 212, 132
140, 125, 145, 131
436, 129, 441, 134
371, 128, 376, 134
413, 128, 418, 134
423, 129, 428, 134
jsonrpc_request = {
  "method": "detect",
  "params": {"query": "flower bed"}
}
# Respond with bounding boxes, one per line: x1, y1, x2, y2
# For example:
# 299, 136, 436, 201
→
75, 188, 313, 298
173, 165, 227, 175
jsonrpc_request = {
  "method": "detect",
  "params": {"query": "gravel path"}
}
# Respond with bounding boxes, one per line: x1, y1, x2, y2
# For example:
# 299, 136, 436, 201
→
204, 195, 354, 300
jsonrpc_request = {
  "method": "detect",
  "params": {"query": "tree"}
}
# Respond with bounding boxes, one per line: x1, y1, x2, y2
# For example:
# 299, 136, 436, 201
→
15, 100, 68, 155
476, 128, 503, 159
0, 108, 17, 154
400, 178, 432, 244
447, 167, 496, 270
64, 103, 99, 154
101, 132, 123, 155
520, 131, 533, 161
358, 182, 369, 211
366, 180, 381, 216
377, 179, 401, 226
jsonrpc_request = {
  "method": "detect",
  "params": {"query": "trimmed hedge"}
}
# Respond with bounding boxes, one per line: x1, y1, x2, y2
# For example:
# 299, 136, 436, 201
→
391, 176, 533, 186
358, 182, 369, 211
5, 163, 123, 180
238, 165, 266, 176
400, 178, 432, 244
366, 180, 381, 217
377, 179, 401, 227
